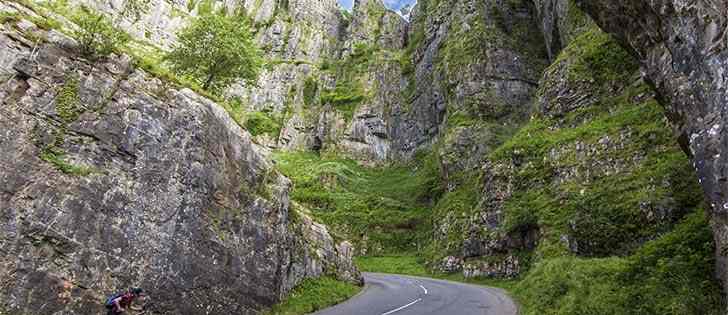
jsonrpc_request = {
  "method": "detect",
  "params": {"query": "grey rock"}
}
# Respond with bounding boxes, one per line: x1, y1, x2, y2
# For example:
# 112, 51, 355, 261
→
0, 21, 359, 314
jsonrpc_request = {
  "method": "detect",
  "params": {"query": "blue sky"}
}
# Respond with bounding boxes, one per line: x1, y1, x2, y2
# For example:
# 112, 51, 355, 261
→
338, 0, 416, 11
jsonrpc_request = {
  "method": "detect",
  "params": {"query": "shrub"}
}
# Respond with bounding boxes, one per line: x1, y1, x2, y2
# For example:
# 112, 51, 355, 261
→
245, 111, 281, 137
71, 7, 130, 58
303, 76, 318, 107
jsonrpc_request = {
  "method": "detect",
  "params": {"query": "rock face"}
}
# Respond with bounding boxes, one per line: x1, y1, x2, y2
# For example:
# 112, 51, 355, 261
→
0, 8, 358, 314
403, 0, 548, 182
430, 12, 704, 283
573, 0, 728, 306
532, 0, 592, 59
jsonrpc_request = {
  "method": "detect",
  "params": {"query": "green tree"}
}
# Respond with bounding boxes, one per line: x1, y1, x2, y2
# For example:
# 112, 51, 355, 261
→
165, 12, 262, 93
71, 7, 130, 58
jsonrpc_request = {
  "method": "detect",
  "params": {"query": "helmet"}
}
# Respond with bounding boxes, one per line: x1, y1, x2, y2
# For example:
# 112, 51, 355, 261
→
130, 287, 143, 295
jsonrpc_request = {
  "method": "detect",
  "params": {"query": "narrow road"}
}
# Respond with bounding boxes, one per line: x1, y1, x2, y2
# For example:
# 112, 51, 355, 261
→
312, 273, 518, 315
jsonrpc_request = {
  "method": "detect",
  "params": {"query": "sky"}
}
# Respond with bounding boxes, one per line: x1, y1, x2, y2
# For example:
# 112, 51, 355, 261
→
338, 0, 417, 12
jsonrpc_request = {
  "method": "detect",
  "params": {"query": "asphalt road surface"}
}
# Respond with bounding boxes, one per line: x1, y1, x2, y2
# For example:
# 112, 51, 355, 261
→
312, 273, 518, 315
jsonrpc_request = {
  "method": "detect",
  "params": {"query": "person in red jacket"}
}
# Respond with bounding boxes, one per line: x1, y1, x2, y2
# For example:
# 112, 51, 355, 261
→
105, 287, 143, 315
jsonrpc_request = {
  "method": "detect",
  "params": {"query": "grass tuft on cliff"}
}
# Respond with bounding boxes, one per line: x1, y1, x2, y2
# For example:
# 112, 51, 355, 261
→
266, 277, 361, 315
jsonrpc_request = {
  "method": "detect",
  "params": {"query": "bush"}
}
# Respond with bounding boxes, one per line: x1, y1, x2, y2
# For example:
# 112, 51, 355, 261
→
71, 7, 130, 58
120, 0, 151, 22
303, 76, 319, 107
165, 11, 262, 93
245, 111, 281, 137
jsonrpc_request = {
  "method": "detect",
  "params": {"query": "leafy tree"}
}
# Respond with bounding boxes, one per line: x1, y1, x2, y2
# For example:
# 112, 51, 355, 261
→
71, 6, 130, 58
165, 12, 262, 93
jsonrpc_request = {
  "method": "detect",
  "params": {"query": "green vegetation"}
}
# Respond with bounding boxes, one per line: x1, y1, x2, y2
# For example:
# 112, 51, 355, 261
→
165, 11, 262, 93
266, 277, 361, 315
320, 81, 366, 120
245, 111, 282, 138
273, 151, 441, 254
18, 0, 269, 142
119, 0, 151, 22
319, 43, 378, 120
303, 76, 319, 107
421, 25, 717, 314
71, 6, 131, 58
515, 210, 721, 315
355, 255, 428, 276
485, 29, 694, 257
554, 27, 638, 85
40, 149, 94, 176
55, 75, 83, 123
36, 75, 94, 176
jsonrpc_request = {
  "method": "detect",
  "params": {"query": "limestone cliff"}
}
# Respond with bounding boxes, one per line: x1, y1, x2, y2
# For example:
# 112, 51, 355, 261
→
0, 2, 359, 314
432, 24, 703, 278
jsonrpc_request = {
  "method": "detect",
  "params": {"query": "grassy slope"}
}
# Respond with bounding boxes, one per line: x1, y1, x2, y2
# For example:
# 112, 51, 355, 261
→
273, 151, 440, 254
515, 209, 720, 315
266, 277, 362, 315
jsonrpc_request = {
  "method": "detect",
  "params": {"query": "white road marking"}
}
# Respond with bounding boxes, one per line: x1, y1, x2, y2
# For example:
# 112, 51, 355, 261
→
419, 285, 428, 295
381, 298, 422, 315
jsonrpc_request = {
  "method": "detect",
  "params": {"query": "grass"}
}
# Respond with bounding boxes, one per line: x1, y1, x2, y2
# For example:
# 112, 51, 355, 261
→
355, 255, 429, 276
320, 82, 366, 120
265, 277, 362, 315
245, 111, 282, 138
40, 149, 94, 176
515, 209, 721, 315
273, 151, 441, 255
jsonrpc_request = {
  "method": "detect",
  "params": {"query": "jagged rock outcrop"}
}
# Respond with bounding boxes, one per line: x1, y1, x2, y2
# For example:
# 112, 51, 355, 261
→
574, 0, 728, 306
0, 8, 359, 314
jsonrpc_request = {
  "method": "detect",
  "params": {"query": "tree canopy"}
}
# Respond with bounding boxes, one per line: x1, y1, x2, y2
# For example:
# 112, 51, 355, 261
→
165, 12, 262, 93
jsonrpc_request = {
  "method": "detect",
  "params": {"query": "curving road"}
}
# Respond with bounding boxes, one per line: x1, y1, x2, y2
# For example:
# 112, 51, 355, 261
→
312, 273, 518, 315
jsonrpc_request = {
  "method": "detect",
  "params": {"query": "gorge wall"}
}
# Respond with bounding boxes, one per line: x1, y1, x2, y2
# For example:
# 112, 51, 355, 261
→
0, 1, 359, 314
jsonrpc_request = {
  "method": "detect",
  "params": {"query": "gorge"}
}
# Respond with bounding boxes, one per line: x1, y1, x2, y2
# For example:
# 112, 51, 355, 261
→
0, 0, 726, 314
